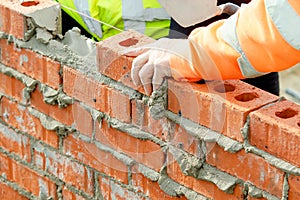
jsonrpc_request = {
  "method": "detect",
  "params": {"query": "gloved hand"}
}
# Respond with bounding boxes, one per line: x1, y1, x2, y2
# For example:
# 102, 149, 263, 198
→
123, 38, 191, 95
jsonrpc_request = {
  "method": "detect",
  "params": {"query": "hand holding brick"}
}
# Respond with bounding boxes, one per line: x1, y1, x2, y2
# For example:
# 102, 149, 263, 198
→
97, 30, 155, 94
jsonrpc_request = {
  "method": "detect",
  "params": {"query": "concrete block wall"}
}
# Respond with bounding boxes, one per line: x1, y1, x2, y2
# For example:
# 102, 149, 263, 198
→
0, 0, 300, 199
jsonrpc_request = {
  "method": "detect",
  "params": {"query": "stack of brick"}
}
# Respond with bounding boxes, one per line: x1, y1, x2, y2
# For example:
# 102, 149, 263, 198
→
0, 0, 300, 199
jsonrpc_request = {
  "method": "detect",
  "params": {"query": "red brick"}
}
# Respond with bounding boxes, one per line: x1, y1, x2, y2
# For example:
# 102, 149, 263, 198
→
0, 39, 62, 89
0, 0, 60, 41
288, 175, 300, 200
168, 79, 279, 142
206, 142, 284, 198
0, 4, 25, 39
95, 119, 164, 171
97, 30, 155, 95
98, 175, 144, 200
63, 134, 129, 184
71, 102, 93, 137
107, 88, 131, 123
34, 144, 94, 196
30, 85, 73, 125
131, 99, 167, 138
166, 153, 244, 200
63, 66, 107, 112
0, 153, 57, 199
167, 123, 199, 157
62, 187, 86, 200
0, 123, 31, 162
131, 164, 187, 200
0, 181, 28, 200
0, 97, 59, 148
31, 85, 93, 137
63, 66, 132, 122
0, 71, 26, 102
249, 99, 300, 168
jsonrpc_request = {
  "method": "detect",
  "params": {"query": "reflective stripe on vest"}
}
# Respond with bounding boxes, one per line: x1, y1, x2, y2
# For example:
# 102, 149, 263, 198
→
265, 0, 300, 50
220, 13, 266, 78
122, 0, 170, 33
73, 0, 102, 38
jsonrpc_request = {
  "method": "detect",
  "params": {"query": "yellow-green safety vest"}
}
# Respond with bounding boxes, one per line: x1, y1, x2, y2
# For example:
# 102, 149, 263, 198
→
56, 0, 171, 41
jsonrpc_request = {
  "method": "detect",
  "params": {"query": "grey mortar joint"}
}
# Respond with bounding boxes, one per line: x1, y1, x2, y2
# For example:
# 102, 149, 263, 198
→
168, 142, 239, 194
165, 111, 243, 153
92, 139, 135, 166
40, 83, 73, 108
107, 117, 166, 146
157, 167, 208, 199
27, 107, 74, 137
32, 141, 96, 200
197, 164, 239, 194
281, 174, 289, 200
0, 145, 64, 191
0, 63, 38, 103
12, 31, 95, 69
7, 29, 143, 100
175, 187, 209, 200
78, 103, 104, 141
13, 28, 143, 100
92, 72, 142, 100
246, 182, 280, 200
80, 103, 104, 122
56, 184, 63, 200
146, 81, 168, 120
7, 34, 15, 44
0, 176, 38, 200
168, 145, 204, 178
214, 134, 243, 153
35, 27, 54, 44
63, 183, 94, 200
137, 164, 160, 182
93, 172, 105, 200
241, 115, 250, 142
0, 31, 8, 39
24, 18, 36, 41
158, 166, 185, 197
97, 172, 147, 199
244, 145, 300, 175
24, 4, 61, 39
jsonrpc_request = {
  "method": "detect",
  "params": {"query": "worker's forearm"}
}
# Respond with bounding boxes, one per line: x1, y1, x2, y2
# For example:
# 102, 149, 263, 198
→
170, 0, 300, 81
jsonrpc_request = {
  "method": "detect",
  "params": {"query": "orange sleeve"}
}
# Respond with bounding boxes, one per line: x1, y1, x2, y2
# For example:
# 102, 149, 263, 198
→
169, 0, 300, 81
237, 0, 300, 72
169, 19, 245, 81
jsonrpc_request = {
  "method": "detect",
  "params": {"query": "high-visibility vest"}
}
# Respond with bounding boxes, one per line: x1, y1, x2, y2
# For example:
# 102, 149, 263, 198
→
169, 0, 300, 81
56, 0, 170, 41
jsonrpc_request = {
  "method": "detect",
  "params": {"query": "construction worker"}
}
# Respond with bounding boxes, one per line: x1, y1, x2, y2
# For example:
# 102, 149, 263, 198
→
127, 0, 298, 95
167, 0, 279, 96
56, 0, 171, 41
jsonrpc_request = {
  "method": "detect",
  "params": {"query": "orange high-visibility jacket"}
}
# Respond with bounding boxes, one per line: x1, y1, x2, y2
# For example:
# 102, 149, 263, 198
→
170, 0, 300, 81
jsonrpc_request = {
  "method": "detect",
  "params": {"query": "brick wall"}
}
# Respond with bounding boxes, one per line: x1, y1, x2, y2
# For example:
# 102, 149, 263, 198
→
0, 0, 300, 199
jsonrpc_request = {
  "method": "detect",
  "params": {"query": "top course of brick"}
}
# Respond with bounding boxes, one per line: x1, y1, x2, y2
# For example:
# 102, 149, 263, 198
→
0, 0, 61, 41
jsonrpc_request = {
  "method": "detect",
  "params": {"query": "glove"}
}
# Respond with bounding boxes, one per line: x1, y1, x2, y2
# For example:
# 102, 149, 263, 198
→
123, 38, 191, 95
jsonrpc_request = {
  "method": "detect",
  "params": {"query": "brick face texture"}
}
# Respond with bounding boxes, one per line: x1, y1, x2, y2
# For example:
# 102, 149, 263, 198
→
0, 0, 300, 199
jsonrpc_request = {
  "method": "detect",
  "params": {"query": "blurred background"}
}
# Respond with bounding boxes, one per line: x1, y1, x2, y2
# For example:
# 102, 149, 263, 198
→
279, 65, 300, 104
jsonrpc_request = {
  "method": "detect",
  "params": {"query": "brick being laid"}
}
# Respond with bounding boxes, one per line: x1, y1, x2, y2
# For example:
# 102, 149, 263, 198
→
97, 30, 155, 94
168, 79, 279, 142
249, 99, 300, 168
0, 0, 61, 41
